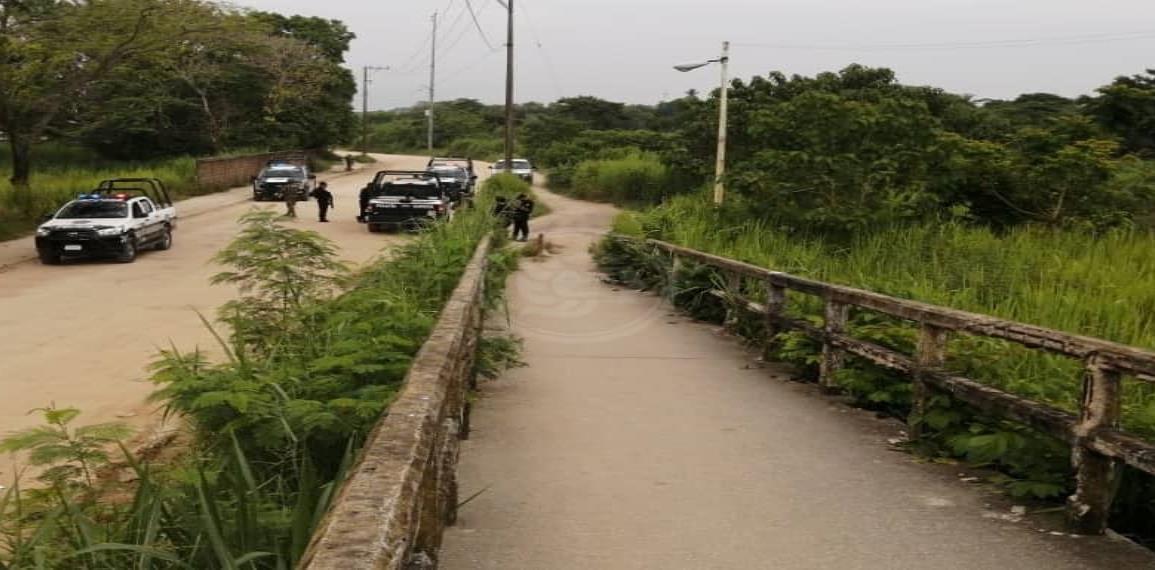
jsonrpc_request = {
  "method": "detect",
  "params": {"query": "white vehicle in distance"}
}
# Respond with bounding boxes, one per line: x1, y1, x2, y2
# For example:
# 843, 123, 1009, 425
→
490, 158, 535, 183
34, 178, 177, 265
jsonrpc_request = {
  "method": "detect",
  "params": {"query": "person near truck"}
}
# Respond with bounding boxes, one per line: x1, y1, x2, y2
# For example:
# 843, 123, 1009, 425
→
312, 182, 334, 223
284, 187, 299, 218
358, 183, 373, 222
511, 193, 534, 241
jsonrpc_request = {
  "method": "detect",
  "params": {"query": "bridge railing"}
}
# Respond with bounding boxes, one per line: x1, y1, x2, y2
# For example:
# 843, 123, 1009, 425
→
299, 237, 491, 570
632, 236, 1155, 535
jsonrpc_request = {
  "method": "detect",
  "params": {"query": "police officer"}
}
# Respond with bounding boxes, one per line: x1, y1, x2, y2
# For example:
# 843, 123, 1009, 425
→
511, 193, 534, 241
358, 183, 373, 222
284, 186, 299, 218
312, 182, 334, 222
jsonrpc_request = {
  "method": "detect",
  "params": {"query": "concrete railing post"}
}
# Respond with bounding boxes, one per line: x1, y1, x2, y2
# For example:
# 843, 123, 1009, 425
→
723, 272, 742, 331
819, 298, 849, 392
1067, 356, 1123, 535
910, 324, 948, 440
762, 280, 786, 361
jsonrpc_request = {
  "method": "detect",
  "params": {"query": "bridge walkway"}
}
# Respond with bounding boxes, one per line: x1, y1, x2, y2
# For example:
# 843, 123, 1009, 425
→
440, 188, 1154, 570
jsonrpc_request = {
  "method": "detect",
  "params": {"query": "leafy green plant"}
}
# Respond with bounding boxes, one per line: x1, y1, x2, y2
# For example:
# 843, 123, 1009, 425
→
0, 406, 131, 488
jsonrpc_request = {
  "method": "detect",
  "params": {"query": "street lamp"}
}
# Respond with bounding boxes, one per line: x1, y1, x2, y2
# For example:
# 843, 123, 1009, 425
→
675, 41, 730, 206
361, 65, 389, 156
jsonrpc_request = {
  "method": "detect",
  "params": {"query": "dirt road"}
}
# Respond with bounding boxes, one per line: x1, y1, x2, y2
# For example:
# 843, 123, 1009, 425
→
440, 187, 1155, 569
0, 154, 425, 484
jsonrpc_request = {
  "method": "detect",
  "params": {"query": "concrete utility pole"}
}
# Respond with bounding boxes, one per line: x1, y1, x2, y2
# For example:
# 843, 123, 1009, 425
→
427, 11, 438, 156
713, 41, 730, 206
361, 66, 388, 155
503, 0, 515, 167
673, 41, 731, 206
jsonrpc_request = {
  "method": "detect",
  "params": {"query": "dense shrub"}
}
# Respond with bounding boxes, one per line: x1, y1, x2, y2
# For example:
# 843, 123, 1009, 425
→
567, 153, 671, 204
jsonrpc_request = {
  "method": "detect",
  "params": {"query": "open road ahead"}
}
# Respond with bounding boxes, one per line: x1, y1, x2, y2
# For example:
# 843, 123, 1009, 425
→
0, 154, 428, 484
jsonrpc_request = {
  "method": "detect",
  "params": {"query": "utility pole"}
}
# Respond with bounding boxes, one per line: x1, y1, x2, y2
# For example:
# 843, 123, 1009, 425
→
713, 40, 730, 206
503, 0, 515, 167
427, 11, 438, 156
361, 66, 388, 155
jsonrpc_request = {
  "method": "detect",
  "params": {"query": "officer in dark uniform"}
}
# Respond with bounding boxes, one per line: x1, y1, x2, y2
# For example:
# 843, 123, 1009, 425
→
312, 182, 334, 222
358, 183, 373, 222
511, 193, 534, 241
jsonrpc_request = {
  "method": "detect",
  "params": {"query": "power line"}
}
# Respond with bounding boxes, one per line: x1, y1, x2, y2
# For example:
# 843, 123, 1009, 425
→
518, 0, 564, 98
464, 0, 495, 50
732, 30, 1155, 52
439, 0, 499, 65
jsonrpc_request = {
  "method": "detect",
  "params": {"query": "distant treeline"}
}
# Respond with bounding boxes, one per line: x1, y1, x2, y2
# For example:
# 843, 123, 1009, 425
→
369, 65, 1155, 232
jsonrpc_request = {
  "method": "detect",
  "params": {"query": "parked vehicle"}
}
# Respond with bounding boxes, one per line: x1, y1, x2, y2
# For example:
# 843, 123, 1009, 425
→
427, 156, 475, 190
425, 164, 473, 202
252, 160, 315, 201
362, 170, 453, 232
35, 178, 177, 264
490, 158, 534, 183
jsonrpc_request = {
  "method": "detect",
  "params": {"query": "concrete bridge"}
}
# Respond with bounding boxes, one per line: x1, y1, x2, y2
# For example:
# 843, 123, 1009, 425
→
303, 187, 1155, 569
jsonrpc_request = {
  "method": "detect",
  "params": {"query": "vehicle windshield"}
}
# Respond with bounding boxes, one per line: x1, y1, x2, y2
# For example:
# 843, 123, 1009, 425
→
261, 167, 305, 180
56, 201, 129, 219
379, 184, 441, 199
429, 167, 466, 179
495, 160, 531, 170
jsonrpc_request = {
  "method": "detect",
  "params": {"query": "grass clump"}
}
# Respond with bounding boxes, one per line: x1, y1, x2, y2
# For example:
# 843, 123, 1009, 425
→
567, 153, 670, 205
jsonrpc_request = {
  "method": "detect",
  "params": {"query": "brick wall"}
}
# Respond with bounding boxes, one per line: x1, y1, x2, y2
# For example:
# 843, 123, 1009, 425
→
195, 150, 312, 190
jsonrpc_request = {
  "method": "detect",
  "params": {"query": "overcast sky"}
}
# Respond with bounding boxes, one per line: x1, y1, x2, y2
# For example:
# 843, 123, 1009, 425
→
233, 0, 1155, 110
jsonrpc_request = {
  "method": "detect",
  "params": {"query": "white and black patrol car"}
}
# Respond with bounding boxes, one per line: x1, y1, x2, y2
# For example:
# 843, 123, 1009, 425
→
34, 178, 177, 264
361, 170, 452, 232
252, 160, 315, 201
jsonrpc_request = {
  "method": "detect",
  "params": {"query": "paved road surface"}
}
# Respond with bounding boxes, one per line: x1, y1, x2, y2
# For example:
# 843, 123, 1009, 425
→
440, 188, 1155, 569
0, 154, 425, 485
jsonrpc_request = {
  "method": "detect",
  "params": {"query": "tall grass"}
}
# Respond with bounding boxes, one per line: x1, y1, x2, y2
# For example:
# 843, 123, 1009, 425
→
613, 194, 1155, 429
567, 153, 670, 204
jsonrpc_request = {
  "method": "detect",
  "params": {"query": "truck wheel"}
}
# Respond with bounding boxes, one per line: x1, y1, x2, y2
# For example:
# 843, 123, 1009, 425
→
367, 223, 380, 233
38, 250, 61, 265
117, 238, 138, 263
155, 226, 173, 251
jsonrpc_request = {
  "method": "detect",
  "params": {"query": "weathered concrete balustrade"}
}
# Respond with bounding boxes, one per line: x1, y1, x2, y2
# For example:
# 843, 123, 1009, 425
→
300, 237, 491, 570
643, 237, 1155, 536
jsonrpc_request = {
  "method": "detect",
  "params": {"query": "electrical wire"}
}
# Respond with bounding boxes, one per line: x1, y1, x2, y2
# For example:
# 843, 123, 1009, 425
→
464, 0, 495, 51
518, 0, 565, 98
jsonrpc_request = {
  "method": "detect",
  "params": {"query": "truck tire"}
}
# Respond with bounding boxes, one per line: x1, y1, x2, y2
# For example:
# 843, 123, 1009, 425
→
155, 226, 173, 251
117, 237, 138, 263
38, 250, 61, 265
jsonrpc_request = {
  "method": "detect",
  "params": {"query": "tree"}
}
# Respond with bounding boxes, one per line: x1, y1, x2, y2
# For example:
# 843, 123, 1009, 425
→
1086, 70, 1155, 157
0, 0, 219, 195
250, 11, 355, 63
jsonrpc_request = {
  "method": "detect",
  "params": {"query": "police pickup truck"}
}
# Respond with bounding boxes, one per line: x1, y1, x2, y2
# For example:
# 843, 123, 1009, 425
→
427, 156, 477, 193
361, 170, 452, 232
34, 178, 177, 264
252, 160, 315, 201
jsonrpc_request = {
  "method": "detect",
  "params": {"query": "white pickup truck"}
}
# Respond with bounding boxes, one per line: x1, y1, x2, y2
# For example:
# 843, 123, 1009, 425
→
34, 178, 177, 264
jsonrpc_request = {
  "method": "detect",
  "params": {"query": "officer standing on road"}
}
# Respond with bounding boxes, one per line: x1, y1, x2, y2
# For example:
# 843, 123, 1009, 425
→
284, 186, 299, 218
511, 193, 535, 241
312, 182, 334, 223
358, 183, 373, 222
